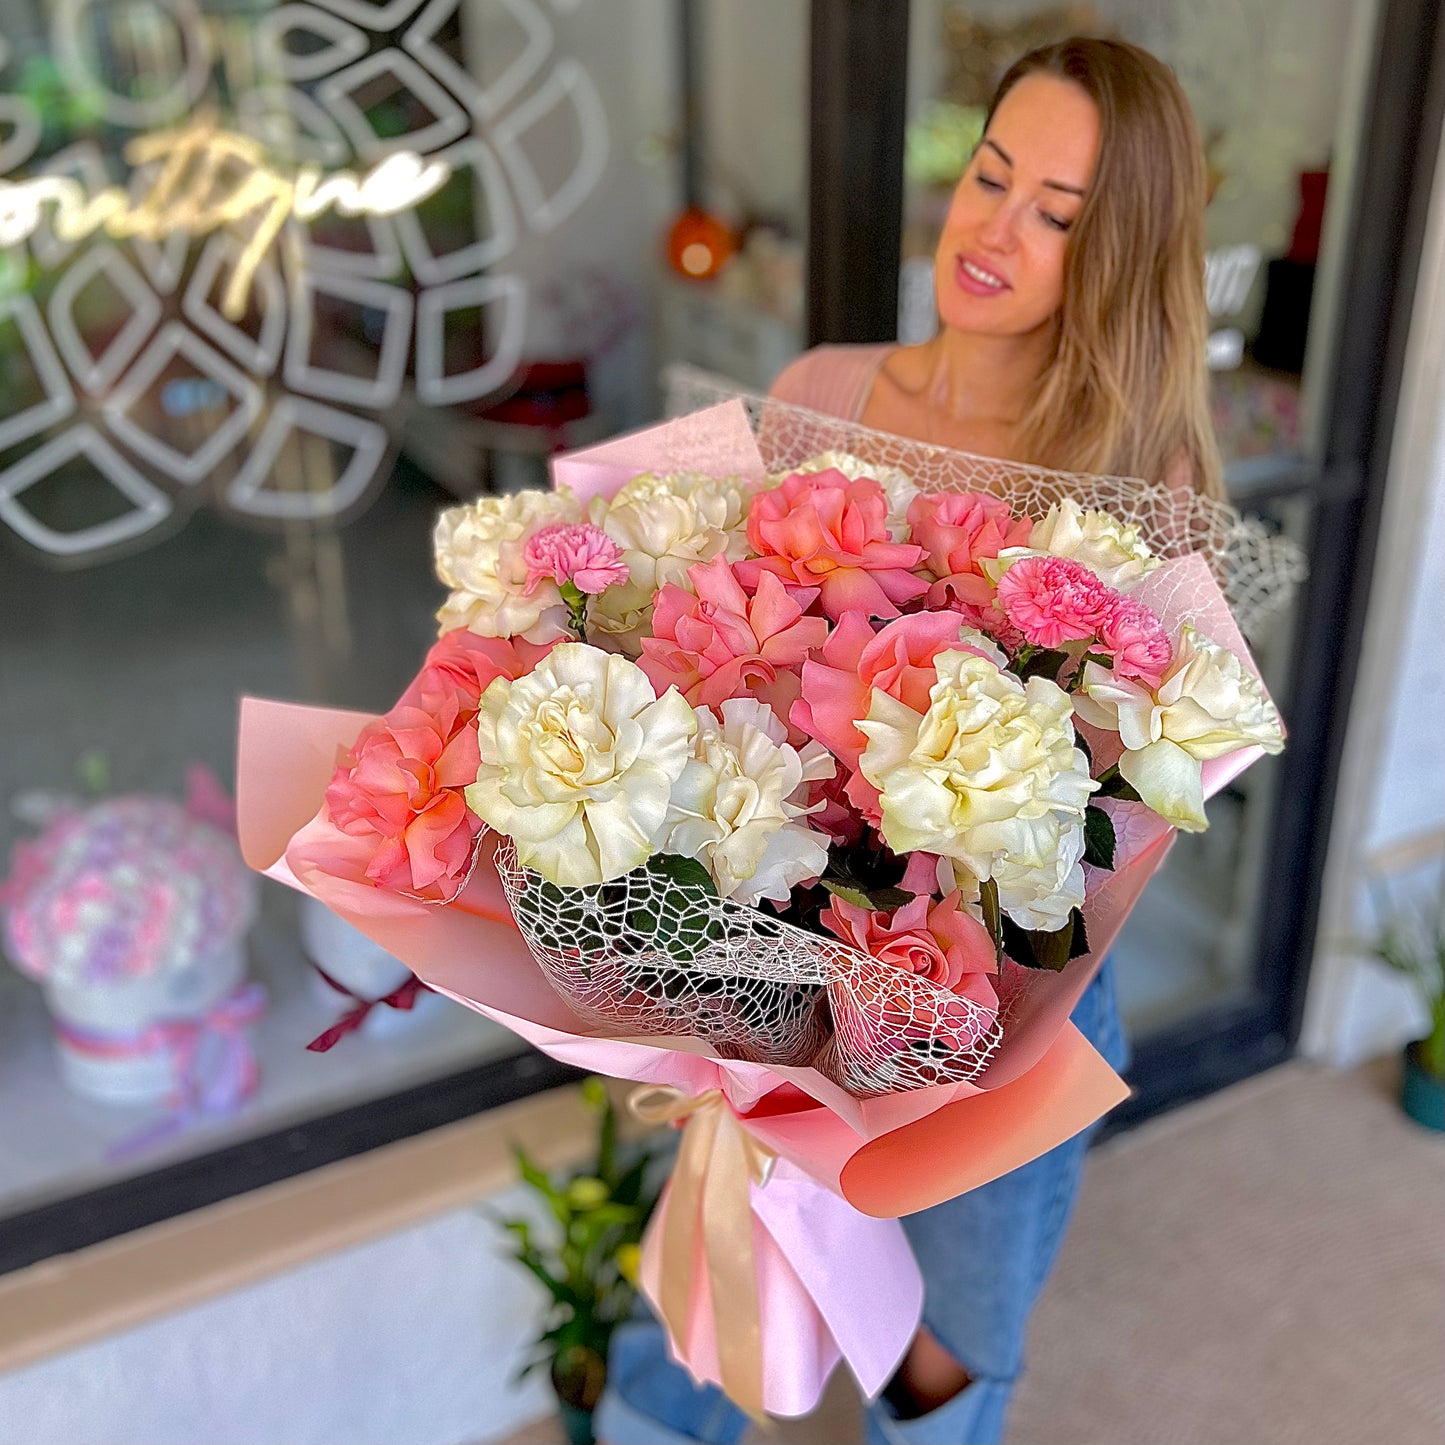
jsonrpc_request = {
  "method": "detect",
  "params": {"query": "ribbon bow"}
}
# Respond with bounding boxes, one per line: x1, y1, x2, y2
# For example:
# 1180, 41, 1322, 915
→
629, 1084, 777, 1420
306, 964, 430, 1052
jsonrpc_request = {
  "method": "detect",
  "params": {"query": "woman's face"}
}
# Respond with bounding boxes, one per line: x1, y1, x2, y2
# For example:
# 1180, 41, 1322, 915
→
934, 74, 1101, 341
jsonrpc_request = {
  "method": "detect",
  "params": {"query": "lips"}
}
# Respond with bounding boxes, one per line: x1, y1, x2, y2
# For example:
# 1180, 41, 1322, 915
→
955, 253, 1011, 296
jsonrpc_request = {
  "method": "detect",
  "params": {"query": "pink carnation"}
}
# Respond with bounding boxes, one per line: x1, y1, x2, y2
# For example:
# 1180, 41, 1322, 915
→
522, 523, 629, 596
794, 610, 995, 823
325, 706, 483, 903
1097, 594, 1172, 685
638, 557, 828, 729
822, 891, 998, 1008
995, 555, 1118, 648
735, 469, 929, 621
327, 632, 549, 902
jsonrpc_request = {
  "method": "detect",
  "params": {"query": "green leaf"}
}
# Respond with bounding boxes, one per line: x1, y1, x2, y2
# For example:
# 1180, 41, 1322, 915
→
1016, 647, 1070, 683
650, 852, 717, 893
1096, 769, 1143, 803
820, 877, 913, 913
979, 876, 1004, 968
1073, 730, 1093, 769
1000, 908, 1089, 972
1083, 805, 1116, 870
626, 854, 723, 962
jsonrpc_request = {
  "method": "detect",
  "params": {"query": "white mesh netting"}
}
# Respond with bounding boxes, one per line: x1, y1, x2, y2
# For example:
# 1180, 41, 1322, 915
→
495, 839, 1003, 1097
663, 363, 1307, 639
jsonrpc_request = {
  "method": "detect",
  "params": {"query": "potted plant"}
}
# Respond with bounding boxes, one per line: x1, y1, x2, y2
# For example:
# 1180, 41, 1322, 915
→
1359, 894, 1444, 1131
493, 1078, 660, 1445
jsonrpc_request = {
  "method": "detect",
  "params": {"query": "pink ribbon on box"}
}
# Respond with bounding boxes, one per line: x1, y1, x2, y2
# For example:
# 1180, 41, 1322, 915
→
55, 981, 268, 1159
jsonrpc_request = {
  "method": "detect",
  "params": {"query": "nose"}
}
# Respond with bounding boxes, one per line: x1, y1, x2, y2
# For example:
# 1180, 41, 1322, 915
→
977, 199, 1020, 253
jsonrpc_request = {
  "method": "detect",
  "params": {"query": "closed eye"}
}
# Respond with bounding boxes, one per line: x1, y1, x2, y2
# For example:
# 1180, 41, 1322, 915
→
1040, 211, 1073, 232
975, 173, 1005, 193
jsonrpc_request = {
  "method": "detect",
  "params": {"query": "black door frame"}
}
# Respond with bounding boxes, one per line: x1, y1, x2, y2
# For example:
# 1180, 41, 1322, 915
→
807, 0, 1445, 1124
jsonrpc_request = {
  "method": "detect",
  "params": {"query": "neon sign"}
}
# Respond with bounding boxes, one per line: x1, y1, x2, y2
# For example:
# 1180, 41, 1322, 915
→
0, 112, 451, 320
0, 0, 612, 564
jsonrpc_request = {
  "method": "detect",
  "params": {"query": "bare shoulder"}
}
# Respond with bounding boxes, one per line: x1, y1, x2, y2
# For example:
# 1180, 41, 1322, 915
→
1162, 449, 1195, 497
768, 343, 893, 407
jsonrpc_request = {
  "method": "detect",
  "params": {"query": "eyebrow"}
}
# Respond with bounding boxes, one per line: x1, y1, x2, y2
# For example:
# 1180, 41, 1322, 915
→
982, 138, 1086, 197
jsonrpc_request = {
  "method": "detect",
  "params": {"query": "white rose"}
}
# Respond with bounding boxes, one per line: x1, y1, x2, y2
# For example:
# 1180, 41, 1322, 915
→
981, 499, 1162, 591
859, 649, 1096, 881
588, 472, 754, 653
466, 644, 697, 887
434, 488, 580, 642
788, 451, 920, 541
1074, 624, 1285, 832
661, 697, 833, 906
984, 814, 1088, 931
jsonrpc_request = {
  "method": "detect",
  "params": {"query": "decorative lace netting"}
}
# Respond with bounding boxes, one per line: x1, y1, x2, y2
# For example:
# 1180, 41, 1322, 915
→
495, 839, 1002, 1097
663, 363, 1307, 639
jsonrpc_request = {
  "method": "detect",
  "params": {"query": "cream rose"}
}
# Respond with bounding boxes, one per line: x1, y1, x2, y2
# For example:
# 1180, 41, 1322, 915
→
858, 649, 1096, 884
588, 471, 754, 653
1074, 624, 1285, 831
434, 489, 581, 642
983, 499, 1161, 591
466, 644, 697, 887
979, 814, 1088, 931
788, 451, 920, 542
661, 697, 833, 905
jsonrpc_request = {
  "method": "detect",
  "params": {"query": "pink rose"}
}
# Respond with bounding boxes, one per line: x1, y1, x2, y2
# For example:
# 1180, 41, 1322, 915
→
396, 630, 554, 719
735, 469, 929, 621
822, 891, 998, 1009
804, 770, 867, 848
325, 705, 483, 902
995, 554, 1118, 648
909, 492, 1032, 605
522, 523, 629, 596
1097, 594, 1172, 685
794, 610, 996, 822
638, 557, 828, 728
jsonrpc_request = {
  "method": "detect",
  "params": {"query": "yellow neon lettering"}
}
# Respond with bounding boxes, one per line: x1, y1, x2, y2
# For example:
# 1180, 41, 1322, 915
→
0, 116, 451, 316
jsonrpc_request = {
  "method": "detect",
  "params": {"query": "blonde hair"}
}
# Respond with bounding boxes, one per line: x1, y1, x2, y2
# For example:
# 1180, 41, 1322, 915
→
988, 38, 1225, 500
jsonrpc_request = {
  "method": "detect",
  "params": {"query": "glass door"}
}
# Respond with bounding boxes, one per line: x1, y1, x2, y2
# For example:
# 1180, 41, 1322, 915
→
812, 0, 1442, 1115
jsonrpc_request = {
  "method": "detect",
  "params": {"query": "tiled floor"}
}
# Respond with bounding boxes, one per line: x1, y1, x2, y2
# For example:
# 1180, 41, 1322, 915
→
497, 1061, 1444, 1445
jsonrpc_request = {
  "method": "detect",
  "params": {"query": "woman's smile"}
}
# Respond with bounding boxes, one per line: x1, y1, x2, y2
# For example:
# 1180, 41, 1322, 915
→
955, 254, 1012, 295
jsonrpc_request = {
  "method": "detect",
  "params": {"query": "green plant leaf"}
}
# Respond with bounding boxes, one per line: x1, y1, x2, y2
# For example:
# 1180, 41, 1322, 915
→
1096, 769, 1143, 803
1083, 805, 1116, 870
1001, 907, 1090, 972
650, 852, 717, 892
979, 876, 1004, 967
819, 877, 913, 913
626, 854, 724, 962
1073, 730, 1094, 769
1016, 647, 1070, 683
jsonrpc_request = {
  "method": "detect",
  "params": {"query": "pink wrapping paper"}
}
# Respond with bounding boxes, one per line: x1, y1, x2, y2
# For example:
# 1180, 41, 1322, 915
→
235, 402, 1280, 1413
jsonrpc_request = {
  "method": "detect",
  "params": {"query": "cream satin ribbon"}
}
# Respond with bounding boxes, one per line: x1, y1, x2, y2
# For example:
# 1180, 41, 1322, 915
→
629, 1085, 777, 1420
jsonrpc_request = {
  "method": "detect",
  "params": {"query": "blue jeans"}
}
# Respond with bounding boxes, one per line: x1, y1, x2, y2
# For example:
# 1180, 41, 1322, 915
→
596, 963, 1129, 1445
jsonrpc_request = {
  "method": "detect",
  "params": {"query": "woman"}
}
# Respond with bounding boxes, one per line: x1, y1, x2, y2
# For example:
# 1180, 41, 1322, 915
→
597, 36, 1221, 1445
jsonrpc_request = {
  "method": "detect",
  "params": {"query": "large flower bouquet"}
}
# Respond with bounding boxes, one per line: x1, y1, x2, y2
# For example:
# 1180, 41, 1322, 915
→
238, 400, 1286, 1417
